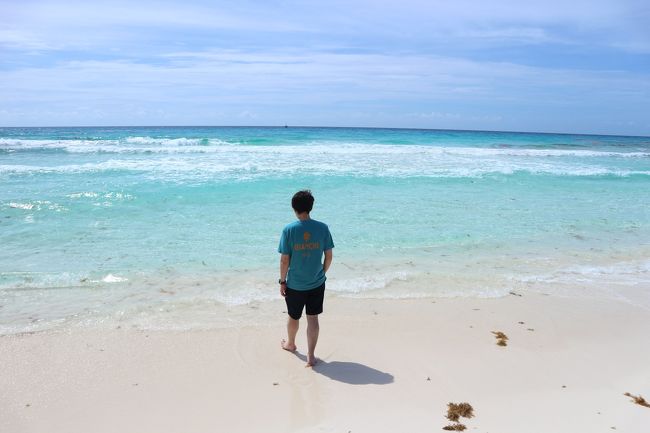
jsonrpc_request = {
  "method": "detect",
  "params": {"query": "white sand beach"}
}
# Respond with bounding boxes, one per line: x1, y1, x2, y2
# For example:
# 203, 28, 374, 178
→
2, 291, 649, 433
3, 0, 649, 431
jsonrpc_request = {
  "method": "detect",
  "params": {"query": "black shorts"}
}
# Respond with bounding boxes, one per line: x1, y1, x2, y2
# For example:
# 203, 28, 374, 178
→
285, 283, 325, 320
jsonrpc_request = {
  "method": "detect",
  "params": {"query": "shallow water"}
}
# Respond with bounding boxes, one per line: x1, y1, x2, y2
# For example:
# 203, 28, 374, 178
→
1, 126, 649, 333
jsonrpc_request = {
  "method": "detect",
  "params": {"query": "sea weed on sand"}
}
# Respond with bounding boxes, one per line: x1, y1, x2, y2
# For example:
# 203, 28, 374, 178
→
492, 331, 508, 346
624, 392, 650, 408
442, 424, 466, 431
446, 402, 474, 422
443, 402, 474, 431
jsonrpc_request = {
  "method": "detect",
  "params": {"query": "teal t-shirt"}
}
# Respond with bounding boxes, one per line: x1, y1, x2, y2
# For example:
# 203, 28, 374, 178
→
278, 219, 334, 291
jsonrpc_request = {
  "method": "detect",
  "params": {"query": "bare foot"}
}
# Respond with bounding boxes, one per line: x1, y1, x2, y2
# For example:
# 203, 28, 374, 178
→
281, 339, 296, 352
306, 355, 319, 367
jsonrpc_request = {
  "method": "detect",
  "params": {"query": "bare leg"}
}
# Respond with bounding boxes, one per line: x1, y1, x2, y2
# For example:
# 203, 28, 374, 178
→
281, 317, 298, 352
306, 314, 320, 366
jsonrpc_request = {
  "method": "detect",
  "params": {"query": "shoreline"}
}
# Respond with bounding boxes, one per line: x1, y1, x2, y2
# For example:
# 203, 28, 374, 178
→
3, 249, 650, 335
2, 292, 649, 433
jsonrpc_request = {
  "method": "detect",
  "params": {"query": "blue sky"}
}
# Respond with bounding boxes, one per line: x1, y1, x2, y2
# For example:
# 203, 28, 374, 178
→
1, 0, 649, 135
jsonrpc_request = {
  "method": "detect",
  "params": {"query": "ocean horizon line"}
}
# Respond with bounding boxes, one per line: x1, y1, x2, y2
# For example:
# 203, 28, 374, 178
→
1, 125, 649, 140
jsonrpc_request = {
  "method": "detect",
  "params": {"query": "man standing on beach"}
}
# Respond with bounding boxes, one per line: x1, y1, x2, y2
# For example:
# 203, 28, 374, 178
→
278, 190, 334, 367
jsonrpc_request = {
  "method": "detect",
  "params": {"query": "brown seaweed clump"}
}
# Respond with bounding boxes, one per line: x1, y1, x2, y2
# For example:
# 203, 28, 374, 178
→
492, 331, 509, 346
442, 424, 466, 431
446, 402, 474, 421
624, 392, 650, 408
443, 402, 474, 431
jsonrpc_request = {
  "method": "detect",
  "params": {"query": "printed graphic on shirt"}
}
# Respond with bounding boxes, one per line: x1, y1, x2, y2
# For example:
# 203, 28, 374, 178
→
294, 231, 320, 251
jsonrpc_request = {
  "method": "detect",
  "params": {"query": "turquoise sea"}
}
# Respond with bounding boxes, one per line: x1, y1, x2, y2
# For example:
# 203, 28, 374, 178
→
1, 126, 649, 333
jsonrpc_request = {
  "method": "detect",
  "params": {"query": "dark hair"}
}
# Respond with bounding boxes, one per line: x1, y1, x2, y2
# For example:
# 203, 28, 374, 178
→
292, 190, 314, 214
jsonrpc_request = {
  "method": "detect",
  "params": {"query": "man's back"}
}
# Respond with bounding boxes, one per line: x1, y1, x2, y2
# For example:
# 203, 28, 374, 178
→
278, 218, 334, 291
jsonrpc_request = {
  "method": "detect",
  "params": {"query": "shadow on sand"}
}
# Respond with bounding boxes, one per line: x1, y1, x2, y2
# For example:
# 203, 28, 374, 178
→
294, 352, 394, 385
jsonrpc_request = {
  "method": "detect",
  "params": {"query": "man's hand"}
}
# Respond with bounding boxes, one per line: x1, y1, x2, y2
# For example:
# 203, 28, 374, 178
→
323, 249, 333, 274
280, 283, 287, 297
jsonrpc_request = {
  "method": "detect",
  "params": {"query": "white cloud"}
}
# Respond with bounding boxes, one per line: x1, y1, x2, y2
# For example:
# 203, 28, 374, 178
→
1, 0, 648, 53
0, 0, 306, 52
0, 29, 61, 51
0, 1, 648, 133
1, 49, 647, 127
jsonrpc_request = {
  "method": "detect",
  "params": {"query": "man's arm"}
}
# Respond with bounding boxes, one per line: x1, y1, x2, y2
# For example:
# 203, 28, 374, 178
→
323, 249, 333, 274
280, 254, 290, 297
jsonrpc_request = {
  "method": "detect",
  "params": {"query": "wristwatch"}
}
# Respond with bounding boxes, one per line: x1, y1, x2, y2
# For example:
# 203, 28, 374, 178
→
278, 279, 286, 285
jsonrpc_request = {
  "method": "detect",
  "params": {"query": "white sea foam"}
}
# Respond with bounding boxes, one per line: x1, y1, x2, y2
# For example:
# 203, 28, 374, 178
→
327, 271, 412, 294
124, 136, 233, 146
67, 192, 99, 198
2, 137, 649, 157
6, 200, 67, 211
0, 137, 235, 153
518, 260, 650, 285
101, 274, 128, 283
0, 167, 635, 179
1, 162, 647, 179
511, 258, 650, 310
9, 202, 34, 210
67, 191, 134, 200
2, 137, 648, 181
2, 144, 649, 179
